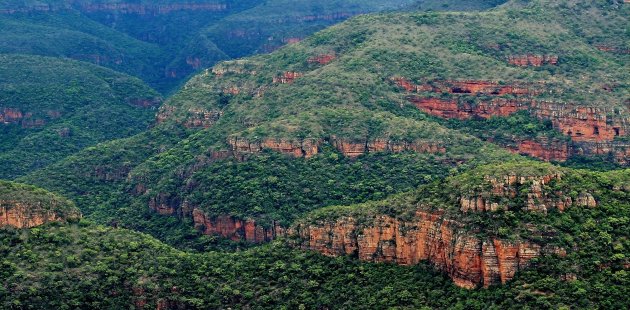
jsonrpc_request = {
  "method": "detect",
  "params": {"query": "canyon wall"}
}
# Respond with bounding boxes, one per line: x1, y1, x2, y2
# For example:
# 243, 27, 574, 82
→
0, 201, 80, 229
394, 77, 629, 163
192, 209, 285, 243
294, 212, 553, 288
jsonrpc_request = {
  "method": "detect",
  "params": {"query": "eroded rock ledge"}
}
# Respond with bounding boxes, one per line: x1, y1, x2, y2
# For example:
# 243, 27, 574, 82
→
0, 201, 80, 229
294, 212, 562, 288
393, 77, 629, 163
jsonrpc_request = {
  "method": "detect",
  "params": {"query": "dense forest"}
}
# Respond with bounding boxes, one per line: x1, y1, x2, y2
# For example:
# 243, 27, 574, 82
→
1, 0, 628, 309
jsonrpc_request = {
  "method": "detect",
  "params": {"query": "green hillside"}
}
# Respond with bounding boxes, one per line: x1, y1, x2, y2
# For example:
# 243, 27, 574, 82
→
0, 180, 80, 226
0, 0, 628, 308
0, 54, 161, 179
2, 162, 628, 308
0, 0, 509, 92
18, 0, 629, 248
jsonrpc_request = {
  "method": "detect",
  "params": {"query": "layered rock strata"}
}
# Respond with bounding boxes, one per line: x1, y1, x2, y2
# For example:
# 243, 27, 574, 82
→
295, 212, 549, 288
0, 202, 80, 228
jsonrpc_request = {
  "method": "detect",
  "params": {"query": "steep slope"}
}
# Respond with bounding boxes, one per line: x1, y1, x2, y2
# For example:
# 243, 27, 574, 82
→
2, 163, 628, 307
19, 0, 629, 250
0, 1, 508, 92
0, 180, 80, 228
294, 161, 630, 288
0, 5, 168, 89
165, 0, 628, 162
0, 54, 161, 178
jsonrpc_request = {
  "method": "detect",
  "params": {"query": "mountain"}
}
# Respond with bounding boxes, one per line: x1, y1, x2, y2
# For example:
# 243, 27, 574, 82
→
2, 162, 628, 308
2, 0, 628, 308
0, 0, 509, 92
0, 54, 161, 178
0, 180, 80, 228
19, 0, 629, 247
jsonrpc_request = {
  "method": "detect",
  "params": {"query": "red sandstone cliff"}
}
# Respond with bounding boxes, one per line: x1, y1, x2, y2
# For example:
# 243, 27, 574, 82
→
393, 78, 629, 163
192, 209, 285, 243
294, 212, 552, 288
273, 71, 304, 84
0, 201, 80, 229
508, 139, 570, 162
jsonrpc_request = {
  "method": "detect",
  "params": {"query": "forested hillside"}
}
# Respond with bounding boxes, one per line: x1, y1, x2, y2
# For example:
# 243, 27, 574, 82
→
0, 54, 160, 178
1, 0, 628, 309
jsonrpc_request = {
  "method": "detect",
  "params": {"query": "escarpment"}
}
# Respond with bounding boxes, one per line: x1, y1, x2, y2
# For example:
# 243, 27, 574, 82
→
294, 212, 551, 288
0, 182, 81, 229
394, 78, 629, 163
292, 163, 602, 288
0, 202, 79, 228
227, 136, 446, 158
508, 139, 569, 162
192, 209, 286, 243
457, 171, 586, 213
0, 108, 59, 128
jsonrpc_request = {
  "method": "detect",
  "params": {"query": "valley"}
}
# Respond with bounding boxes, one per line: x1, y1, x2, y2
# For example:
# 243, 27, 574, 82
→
0, 0, 628, 309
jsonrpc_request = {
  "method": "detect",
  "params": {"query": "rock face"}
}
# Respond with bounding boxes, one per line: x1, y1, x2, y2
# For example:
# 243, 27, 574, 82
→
0, 202, 80, 229
273, 71, 304, 84
308, 53, 336, 65
0, 108, 23, 124
156, 105, 223, 128
408, 97, 529, 120
509, 139, 570, 162
228, 137, 321, 158
192, 209, 286, 243
459, 172, 580, 213
393, 78, 537, 96
532, 104, 626, 143
394, 78, 629, 163
183, 108, 223, 128
507, 54, 559, 67
295, 212, 545, 288
228, 136, 446, 158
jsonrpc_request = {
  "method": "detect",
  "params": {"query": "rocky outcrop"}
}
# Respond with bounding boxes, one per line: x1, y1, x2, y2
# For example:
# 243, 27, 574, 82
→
211, 61, 258, 77
183, 108, 223, 128
273, 71, 303, 84
532, 103, 627, 143
307, 53, 336, 65
507, 54, 558, 67
0, 108, 23, 124
508, 139, 570, 162
227, 136, 446, 158
408, 97, 529, 120
393, 78, 538, 96
0, 201, 80, 229
192, 209, 285, 243
331, 137, 446, 158
459, 172, 582, 213
295, 212, 551, 288
0, 108, 49, 128
395, 78, 629, 163
228, 137, 321, 158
